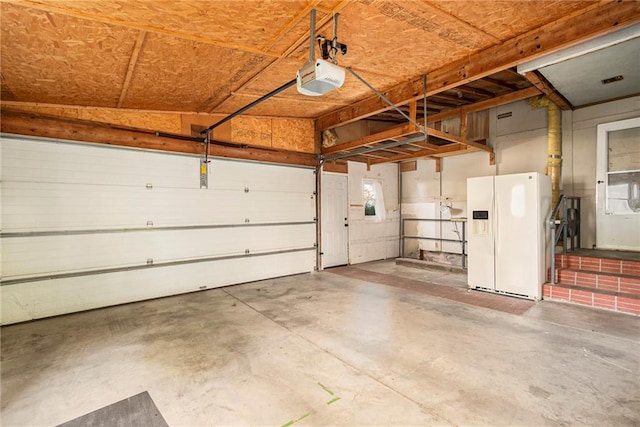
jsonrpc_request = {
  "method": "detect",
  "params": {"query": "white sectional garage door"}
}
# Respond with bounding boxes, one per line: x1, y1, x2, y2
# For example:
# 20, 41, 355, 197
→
1, 135, 317, 324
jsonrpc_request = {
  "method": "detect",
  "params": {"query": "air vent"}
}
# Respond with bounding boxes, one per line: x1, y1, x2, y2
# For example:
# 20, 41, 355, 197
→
601, 75, 623, 85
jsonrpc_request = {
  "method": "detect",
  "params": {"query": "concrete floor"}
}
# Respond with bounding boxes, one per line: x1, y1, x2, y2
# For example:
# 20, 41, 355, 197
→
2, 260, 639, 426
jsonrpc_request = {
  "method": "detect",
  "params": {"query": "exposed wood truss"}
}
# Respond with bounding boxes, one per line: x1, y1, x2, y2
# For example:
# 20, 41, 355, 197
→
2, 1, 638, 166
317, 1, 640, 130
321, 85, 538, 164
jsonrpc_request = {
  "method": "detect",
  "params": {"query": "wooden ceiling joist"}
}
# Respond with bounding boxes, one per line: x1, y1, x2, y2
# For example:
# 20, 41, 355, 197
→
322, 85, 534, 161
426, 128, 491, 153
317, 1, 640, 130
523, 70, 574, 110
322, 123, 419, 155
369, 143, 469, 165
481, 76, 519, 92
426, 87, 540, 124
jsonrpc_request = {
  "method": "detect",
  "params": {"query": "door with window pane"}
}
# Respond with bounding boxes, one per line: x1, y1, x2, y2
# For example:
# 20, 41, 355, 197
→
596, 117, 640, 250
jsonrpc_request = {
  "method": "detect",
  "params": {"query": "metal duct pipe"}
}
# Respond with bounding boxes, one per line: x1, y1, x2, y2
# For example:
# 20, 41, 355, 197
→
531, 96, 562, 208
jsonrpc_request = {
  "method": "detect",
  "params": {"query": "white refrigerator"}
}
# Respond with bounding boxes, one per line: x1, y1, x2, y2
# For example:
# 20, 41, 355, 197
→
467, 172, 552, 300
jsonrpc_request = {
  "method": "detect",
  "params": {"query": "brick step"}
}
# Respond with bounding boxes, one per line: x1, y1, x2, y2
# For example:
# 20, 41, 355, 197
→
543, 283, 640, 315
555, 254, 640, 276
551, 268, 640, 295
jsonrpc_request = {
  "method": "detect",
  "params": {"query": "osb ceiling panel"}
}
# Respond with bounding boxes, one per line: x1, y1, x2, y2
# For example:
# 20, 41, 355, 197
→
236, 58, 399, 105
15, 0, 311, 53
1, 0, 618, 123
215, 91, 337, 118
122, 33, 268, 111
1, 3, 138, 107
267, 10, 334, 55
424, 0, 599, 41
285, 1, 483, 81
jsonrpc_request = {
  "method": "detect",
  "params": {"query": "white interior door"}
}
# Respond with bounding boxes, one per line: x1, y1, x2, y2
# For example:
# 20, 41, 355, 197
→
596, 117, 640, 250
321, 172, 348, 268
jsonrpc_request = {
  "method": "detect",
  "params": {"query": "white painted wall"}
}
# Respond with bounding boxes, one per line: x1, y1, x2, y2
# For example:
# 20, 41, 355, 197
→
401, 152, 495, 258
401, 96, 640, 253
347, 161, 399, 264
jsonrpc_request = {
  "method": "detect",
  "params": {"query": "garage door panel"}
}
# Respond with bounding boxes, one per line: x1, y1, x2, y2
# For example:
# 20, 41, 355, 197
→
2, 183, 315, 231
1, 135, 317, 325
0, 250, 316, 324
2, 138, 199, 189
3, 223, 316, 277
146, 189, 315, 226
209, 159, 315, 193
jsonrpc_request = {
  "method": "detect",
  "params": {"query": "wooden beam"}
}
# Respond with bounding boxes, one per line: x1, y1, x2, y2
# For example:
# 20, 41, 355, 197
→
400, 161, 417, 172
434, 158, 441, 173
481, 76, 519, 91
230, 90, 346, 105
409, 101, 417, 121
0, 109, 317, 167
382, 147, 416, 155
317, 1, 640, 130
322, 123, 418, 155
369, 143, 470, 164
457, 85, 495, 99
408, 140, 442, 151
427, 127, 492, 153
523, 71, 574, 110
427, 87, 540, 124
460, 112, 468, 140
322, 161, 348, 174
117, 31, 146, 108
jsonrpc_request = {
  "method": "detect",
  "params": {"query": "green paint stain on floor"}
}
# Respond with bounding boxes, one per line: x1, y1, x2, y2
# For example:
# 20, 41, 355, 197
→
326, 397, 341, 405
317, 382, 334, 396
296, 413, 311, 422
281, 412, 311, 427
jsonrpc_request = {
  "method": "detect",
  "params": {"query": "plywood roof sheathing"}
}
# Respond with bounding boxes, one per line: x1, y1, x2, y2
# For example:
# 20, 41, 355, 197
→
211, 0, 351, 113
117, 30, 146, 108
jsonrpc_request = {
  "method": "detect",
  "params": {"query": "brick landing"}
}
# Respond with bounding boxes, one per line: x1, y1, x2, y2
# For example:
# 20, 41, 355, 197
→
328, 266, 534, 315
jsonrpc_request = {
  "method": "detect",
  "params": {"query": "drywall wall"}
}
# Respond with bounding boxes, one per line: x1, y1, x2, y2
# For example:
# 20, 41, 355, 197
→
401, 152, 495, 259
347, 161, 399, 264
401, 96, 640, 255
